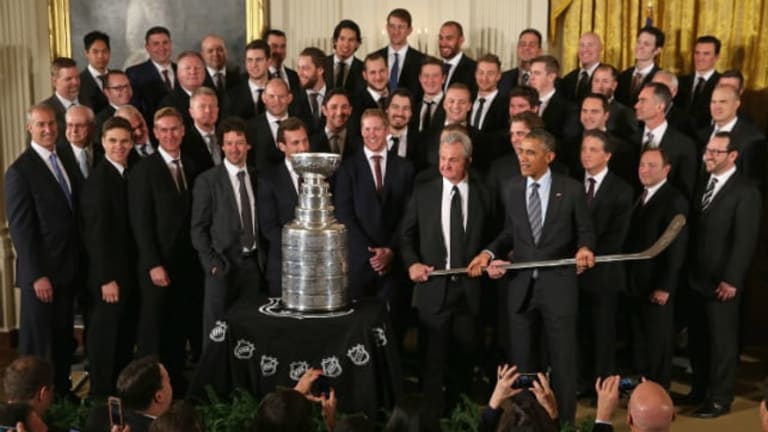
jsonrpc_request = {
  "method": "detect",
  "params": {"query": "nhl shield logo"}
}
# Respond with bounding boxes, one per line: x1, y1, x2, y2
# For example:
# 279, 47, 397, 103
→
346, 344, 370, 366
372, 327, 387, 347
289, 361, 310, 381
234, 339, 255, 360
260, 355, 279, 376
321, 356, 343, 377
209, 321, 228, 343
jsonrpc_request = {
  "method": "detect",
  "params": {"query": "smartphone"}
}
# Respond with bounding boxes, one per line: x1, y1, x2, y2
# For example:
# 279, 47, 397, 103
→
108, 396, 124, 427
512, 373, 540, 389
619, 377, 639, 392
311, 375, 331, 396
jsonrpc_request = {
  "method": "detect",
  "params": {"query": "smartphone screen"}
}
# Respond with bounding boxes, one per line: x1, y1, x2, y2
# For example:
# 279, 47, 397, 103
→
512, 373, 539, 389
311, 375, 331, 396
108, 396, 124, 427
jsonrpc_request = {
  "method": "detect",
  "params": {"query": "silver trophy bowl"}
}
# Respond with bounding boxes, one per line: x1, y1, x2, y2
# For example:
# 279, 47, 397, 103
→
290, 152, 342, 179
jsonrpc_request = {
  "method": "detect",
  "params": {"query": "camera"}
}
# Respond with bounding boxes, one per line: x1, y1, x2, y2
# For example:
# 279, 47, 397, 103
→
512, 373, 540, 389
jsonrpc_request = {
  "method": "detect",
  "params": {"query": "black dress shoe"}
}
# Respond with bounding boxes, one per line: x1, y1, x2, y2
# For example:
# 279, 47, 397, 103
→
693, 402, 730, 418
672, 391, 705, 406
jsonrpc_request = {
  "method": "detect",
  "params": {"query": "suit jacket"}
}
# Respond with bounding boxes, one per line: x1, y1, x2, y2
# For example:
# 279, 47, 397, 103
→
310, 127, 362, 160
578, 171, 634, 293
446, 54, 478, 95
634, 125, 698, 199
55, 142, 90, 195
126, 59, 177, 127
182, 126, 218, 174
4, 147, 80, 288
498, 67, 523, 97
400, 175, 497, 315
606, 99, 640, 142
665, 103, 697, 141
158, 85, 193, 126
94, 104, 117, 146
486, 173, 595, 313
80, 160, 136, 289
697, 118, 767, 190
625, 181, 688, 297
541, 91, 582, 142
616, 64, 660, 107
411, 96, 447, 134
246, 113, 284, 173
293, 89, 326, 135
79, 69, 108, 114
40, 94, 69, 147
591, 423, 613, 432
223, 80, 260, 121
324, 55, 366, 94
203, 65, 243, 99
560, 65, 600, 102
256, 163, 299, 295
127, 151, 200, 272
390, 126, 425, 172
687, 172, 761, 298
676, 71, 721, 130
473, 92, 509, 133
376, 46, 425, 99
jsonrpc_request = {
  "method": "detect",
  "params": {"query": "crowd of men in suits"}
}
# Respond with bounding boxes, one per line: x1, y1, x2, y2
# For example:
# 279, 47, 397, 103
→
4, 7, 765, 427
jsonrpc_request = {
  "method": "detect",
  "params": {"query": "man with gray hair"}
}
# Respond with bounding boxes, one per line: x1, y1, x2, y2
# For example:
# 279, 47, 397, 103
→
115, 104, 155, 162
651, 70, 697, 140
401, 125, 497, 421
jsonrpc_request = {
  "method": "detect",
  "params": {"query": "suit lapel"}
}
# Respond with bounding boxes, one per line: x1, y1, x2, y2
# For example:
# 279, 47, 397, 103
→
540, 174, 563, 241
432, 179, 448, 258
217, 165, 240, 217
465, 177, 482, 245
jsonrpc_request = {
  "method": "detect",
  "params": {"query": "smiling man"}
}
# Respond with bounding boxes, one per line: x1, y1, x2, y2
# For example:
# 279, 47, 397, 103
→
42, 57, 81, 146
561, 32, 603, 102
676, 35, 722, 129
616, 26, 664, 106
324, 19, 365, 94
439, 21, 477, 94
126, 26, 176, 128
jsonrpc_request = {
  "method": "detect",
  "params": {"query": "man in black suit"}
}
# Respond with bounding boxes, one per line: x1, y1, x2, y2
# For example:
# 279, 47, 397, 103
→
468, 128, 596, 425
324, 19, 365, 94
385, 88, 422, 169
498, 28, 543, 95
41, 57, 81, 146
507, 85, 540, 117
576, 130, 633, 393
685, 132, 761, 418
182, 87, 221, 173
625, 148, 688, 388
58, 105, 97, 183
264, 29, 300, 94
295, 47, 327, 135
375, 8, 425, 98
80, 117, 138, 398
128, 107, 203, 394
401, 126, 496, 419
310, 89, 360, 158
158, 51, 207, 126
200, 34, 242, 100
591, 64, 640, 142
256, 117, 307, 296
192, 117, 265, 344
634, 82, 698, 199
422, 83, 479, 170
412, 56, 447, 135
699, 84, 766, 190
438, 21, 477, 95
246, 78, 293, 173
616, 26, 664, 107
94, 71, 133, 140
350, 52, 390, 132
650, 70, 698, 140
126, 26, 176, 130
5, 104, 80, 395
676, 35, 722, 130
79, 31, 110, 114
224, 39, 270, 122
560, 32, 602, 103
471, 54, 507, 134
529, 55, 581, 143
115, 105, 156, 160
486, 111, 544, 202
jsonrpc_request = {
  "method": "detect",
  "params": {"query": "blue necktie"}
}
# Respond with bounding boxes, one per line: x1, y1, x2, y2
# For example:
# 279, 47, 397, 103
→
49, 153, 72, 208
389, 53, 400, 91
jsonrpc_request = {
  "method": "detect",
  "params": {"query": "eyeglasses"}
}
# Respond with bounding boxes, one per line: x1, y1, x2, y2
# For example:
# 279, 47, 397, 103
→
703, 148, 731, 155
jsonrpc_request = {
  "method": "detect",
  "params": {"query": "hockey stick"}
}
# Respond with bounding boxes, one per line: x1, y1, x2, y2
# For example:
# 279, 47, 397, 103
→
429, 214, 686, 277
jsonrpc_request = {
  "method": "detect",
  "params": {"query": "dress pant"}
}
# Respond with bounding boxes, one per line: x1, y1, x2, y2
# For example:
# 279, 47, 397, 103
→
629, 295, 674, 388
577, 283, 617, 383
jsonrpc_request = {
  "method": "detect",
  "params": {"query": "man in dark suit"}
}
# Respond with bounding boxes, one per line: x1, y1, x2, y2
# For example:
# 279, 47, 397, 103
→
593, 376, 675, 432
200, 34, 242, 100
115, 105, 156, 161
94, 71, 133, 141
676, 35, 722, 130
58, 105, 97, 184
80, 117, 138, 398
158, 51, 207, 126
385, 88, 423, 169
128, 107, 203, 394
192, 117, 265, 345
264, 29, 301, 104
310, 89, 360, 159
634, 82, 698, 200
685, 132, 761, 418
294, 47, 327, 135
256, 117, 307, 296
529, 55, 581, 143
486, 111, 544, 202
223, 39, 270, 122
625, 147, 688, 389
616, 26, 664, 107
468, 128, 596, 425
246, 78, 293, 173
412, 56, 447, 135
350, 52, 390, 133
375, 8, 425, 99
422, 83, 481, 171
401, 126, 496, 419
576, 130, 633, 393
560, 32, 602, 103
438, 21, 477, 95
591, 64, 640, 142
324, 19, 366, 94
41, 57, 81, 146
650, 71, 698, 141
126, 26, 176, 130
471, 54, 508, 134
182, 87, 221, 175
498, 28, 543, 96
79, 31, 110, 114
699, 84, 766, 190
5, 104, 80, 395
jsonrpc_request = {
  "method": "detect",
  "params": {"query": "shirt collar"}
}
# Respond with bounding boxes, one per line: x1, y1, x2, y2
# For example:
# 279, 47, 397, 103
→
30, 141, 54, 160
157, 146, 180, 164
363, 145, 387, 160
444, 52, 464, 67
367, 87, 385, 101
104, 155, 126, 175
644, 120, 669, 142
581, 62, 600, 76
539, 89, 556, 104
527, 168, 552, 189
424, 92, 444, 104
696, 69, 716, 82
477, 89, 498, 101
714, 116, 738, 132
634, 63, 656, 76
207, 66, 226, 77
442, 175, 469, 194
55, 92, 78, 108
334, 54, 354, 66
388, 45, 410, 58
88, 64, 107, 80
585, 166, 609, 188
224, 158, 247, 177
644, 178, 667, 202
710, 165, 737, 185
266, 110, 288, 124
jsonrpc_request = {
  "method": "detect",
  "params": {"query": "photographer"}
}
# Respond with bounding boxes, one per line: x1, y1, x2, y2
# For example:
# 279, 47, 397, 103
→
252, 368, 337, 431
594, 375, 674, 432
479, 364, 559, 431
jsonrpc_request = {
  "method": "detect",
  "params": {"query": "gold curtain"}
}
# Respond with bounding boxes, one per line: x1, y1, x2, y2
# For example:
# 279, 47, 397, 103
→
551, 0, 768, 90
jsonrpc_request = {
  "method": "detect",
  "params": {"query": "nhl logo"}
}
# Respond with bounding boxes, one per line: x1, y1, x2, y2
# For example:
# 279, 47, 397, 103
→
372, 327, 387, 347
260, 355, 279, 376
321, 356, 343, 377
234, 339, 255, 360
209, 321, 227, 343
346, 344, 370, 366
289, 361, 310, 381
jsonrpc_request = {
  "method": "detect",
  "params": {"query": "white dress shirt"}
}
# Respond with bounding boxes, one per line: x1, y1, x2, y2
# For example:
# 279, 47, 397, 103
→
30, 141, 72, 192
441, 176, 469, 269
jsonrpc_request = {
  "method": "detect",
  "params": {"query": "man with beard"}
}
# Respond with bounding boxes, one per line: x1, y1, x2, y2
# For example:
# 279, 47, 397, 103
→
310, 88, 360, 159
385, 88, 422, 169
438, 21, 477, 94
295, 47, 327, 135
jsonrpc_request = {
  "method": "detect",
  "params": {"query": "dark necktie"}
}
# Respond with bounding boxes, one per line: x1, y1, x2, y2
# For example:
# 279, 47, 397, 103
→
330, 134, 340, 153
215, 72, 225, 92
521, 71, 530, 86
450, 185, 465, 269
642, 131, 654, 149
171, 159, 186, 192
577, 70, 590, 100
701, 176, 718, 209
443, 63, 452, 90
378, 96, 386, 109
472, 98, 486, 129
390, 136, 400, 155
49, 153, 72, 208
97, 74, 106, 90
422, 100, 435, 131
206, 133, 222, 165
528, 182, 542, 244
237, 171, 256, 250
161, 69, 172, 91
336, 62, 346, 88
586, 177, 596, 206
631, 72, 643, 95
254, 88, 265, 114
641, 188, 649, 206
308, 91, 320, 119
389, 53, 400, 91
692, 76, 706, 102
371, 155, 383, 197
270, 70, 280, 80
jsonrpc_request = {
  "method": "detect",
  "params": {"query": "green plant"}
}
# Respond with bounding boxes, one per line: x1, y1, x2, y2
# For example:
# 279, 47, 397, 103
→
197, 387, 259, 432
439, 395, 483, 432
45, 396, 92, 431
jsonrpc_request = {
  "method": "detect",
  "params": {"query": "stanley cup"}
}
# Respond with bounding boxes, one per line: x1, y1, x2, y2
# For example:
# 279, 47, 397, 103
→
281, 153, 348, 311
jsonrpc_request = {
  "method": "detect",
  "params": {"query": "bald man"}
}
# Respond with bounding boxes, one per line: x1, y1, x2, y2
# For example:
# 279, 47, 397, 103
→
200, 34, 241, 96
593, 376, 674, 432
561, 32, 603, 102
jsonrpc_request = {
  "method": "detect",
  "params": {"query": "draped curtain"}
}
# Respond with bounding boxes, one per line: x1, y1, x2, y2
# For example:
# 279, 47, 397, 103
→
550, 0, 768, 90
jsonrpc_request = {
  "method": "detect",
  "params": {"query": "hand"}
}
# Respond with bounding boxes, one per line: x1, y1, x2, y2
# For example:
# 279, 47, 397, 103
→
487, 259, 511, 279
408, 263, 433, 283
101, 281, 120, 303
649, 289, 670, 305
531, 372, 558, 420
320, 387, 337, 431
467, 251, 491, 277
15, 422, 26, 432
149, 266, 170, 287
111, 426, 131, 432
210, 266, 217, 276
575, 247, 595, 274
294, 368, 322, 396
368, 247, 393, 274
32, 277, 53, 303
715, 281, 737, 301
595, 375, 620, 423
488, 364, 522, 409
